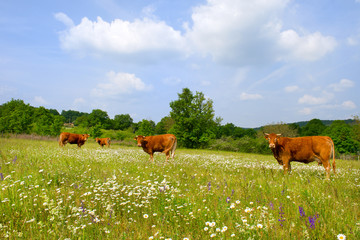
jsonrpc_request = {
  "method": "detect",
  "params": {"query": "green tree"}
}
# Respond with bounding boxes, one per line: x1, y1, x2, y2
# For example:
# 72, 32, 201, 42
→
155, 116, 175, 134
61, 110, 86, 123
87, 109, 111, 129
260, 122, 299, 138
32, 107, 65, 136
136, 119, 155, 136
300, 118, 326, 136
0, 99, 34, 134
169, 88, 218, 148
113, 114, 133, 130
324, 120, 360, 154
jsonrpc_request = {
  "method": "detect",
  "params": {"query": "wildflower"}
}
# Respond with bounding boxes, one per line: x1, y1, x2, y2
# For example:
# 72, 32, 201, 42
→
299, 206, 306, 217
183, 238, 189, 240
143, 214, 149, 219
216, 228, 220, 232
204, 227, 209, 231
209, 222, 216, 227
226, 197, 231, 203
337, 234, 346, 240
257, 224, 263, 229
236, 200, 240, 204
231, 233, 236, 237
39, 169, 44, 173
222, 226, 228, 232
230, 203, 235, 209
278, 205, 285, 227
210, 233, 216, 238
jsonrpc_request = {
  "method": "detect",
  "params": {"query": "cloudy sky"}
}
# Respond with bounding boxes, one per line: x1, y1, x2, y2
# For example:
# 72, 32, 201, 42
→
1, 0, 359, 128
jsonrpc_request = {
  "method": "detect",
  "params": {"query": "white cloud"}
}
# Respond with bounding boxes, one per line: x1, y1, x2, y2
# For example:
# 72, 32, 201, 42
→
329, 78, 354, 92
298, 92, 333, 105
56, 13, 186, 59
34, 96, 48, 106
185, 0, 336, 64
239, 92, 263, 100
56, 0, 336, 66
342, 100, 356, 109
54, 12, 74, 28
278, 30, 337, 61
91, 71, 151, 97
284, 85, 299, 93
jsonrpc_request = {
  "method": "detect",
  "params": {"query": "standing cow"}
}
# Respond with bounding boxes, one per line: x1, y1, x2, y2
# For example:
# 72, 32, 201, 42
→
264, 133, 336, 179
95, 137, 111, 147
134, 134, 177, 163
59, 132, 90, 148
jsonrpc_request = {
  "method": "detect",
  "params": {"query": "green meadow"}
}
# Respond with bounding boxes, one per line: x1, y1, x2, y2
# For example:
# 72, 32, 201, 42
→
0, 138, 359, 239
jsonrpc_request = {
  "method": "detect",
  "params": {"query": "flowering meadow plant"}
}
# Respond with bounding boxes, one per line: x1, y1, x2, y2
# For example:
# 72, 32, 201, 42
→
0, 138, 359, 239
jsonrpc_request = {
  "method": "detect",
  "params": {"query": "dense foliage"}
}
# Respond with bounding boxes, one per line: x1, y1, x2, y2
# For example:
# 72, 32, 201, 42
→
1, 90, 359, 155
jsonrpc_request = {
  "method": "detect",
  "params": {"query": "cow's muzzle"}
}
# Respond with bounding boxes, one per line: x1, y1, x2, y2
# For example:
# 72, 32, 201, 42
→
269, 143, 276, 149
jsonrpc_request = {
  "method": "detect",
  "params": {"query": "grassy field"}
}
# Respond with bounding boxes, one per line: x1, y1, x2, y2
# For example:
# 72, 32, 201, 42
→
0, 138, 359, 239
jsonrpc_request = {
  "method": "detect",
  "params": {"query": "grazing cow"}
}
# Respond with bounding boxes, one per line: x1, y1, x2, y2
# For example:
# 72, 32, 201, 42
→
95, 137, 111, 148
134, 134, 177, 162
264, 133, 336, 179
59, 132, 90, 148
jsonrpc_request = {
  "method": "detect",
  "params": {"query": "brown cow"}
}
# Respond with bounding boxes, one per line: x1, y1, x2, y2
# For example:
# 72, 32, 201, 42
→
59, 132, 90, 148
134, 134, 177, 162
95, 137, 111, 147
264, 133, 336, 179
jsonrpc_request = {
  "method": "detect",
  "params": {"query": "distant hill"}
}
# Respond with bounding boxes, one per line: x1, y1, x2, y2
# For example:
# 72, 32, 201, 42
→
253, 119, 356, 130
290, 119, 356, 128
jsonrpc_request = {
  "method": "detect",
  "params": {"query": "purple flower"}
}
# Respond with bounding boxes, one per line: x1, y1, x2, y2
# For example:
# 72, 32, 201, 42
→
307, 214, 319, 229
12, 156, 17, 163
308, 216, 315, 229
0, 173, 3, 181
226, 197, 231, 203
278, 205, 285, 227
299, 206, 306, 217
208, 181, 211, 191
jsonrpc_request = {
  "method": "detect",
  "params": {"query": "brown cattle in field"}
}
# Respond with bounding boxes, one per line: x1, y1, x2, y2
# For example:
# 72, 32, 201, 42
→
264, 133, 336, 179
95, 137, 111, 147
134, 134, 177, 162
59, 132, 90, 148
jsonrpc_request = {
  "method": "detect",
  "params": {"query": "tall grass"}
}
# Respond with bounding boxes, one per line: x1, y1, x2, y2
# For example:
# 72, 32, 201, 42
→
0, 138, 359, 239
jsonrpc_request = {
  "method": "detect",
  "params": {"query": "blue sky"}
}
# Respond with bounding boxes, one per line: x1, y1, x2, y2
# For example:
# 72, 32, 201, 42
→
0, 0, 359, 128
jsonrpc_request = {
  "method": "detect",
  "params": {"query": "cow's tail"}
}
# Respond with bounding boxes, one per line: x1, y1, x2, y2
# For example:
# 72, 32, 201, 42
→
59, 134, 64, 147
171, 137, 177, 159
330, 138, 336, 174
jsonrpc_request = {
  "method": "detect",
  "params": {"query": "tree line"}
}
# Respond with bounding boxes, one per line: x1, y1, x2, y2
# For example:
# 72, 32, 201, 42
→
1, 88, 359, 155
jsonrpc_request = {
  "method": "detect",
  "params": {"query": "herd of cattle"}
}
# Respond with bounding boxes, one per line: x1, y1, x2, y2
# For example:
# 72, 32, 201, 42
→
58, 132, 336, 179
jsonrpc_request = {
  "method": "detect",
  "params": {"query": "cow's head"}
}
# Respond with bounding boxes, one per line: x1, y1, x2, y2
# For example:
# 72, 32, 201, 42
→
134, 136, 147, 147
95, 137, 99, 142
82, 134, 90, 141
264, 133, 281, 149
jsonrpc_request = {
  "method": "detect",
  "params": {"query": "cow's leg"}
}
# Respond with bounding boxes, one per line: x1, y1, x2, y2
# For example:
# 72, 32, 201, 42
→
282, 159, 291, 175
150, 153, 154, 162
322, 160, 331, 180
165, 151, 170, 163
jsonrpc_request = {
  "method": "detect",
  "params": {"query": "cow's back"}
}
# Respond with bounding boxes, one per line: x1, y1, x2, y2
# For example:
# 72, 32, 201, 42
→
282, 136, 333, 161
146, 134, 175, 151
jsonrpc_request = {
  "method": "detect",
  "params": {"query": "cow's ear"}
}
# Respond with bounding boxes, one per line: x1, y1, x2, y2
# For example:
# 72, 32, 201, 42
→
264, 133, 269, 139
